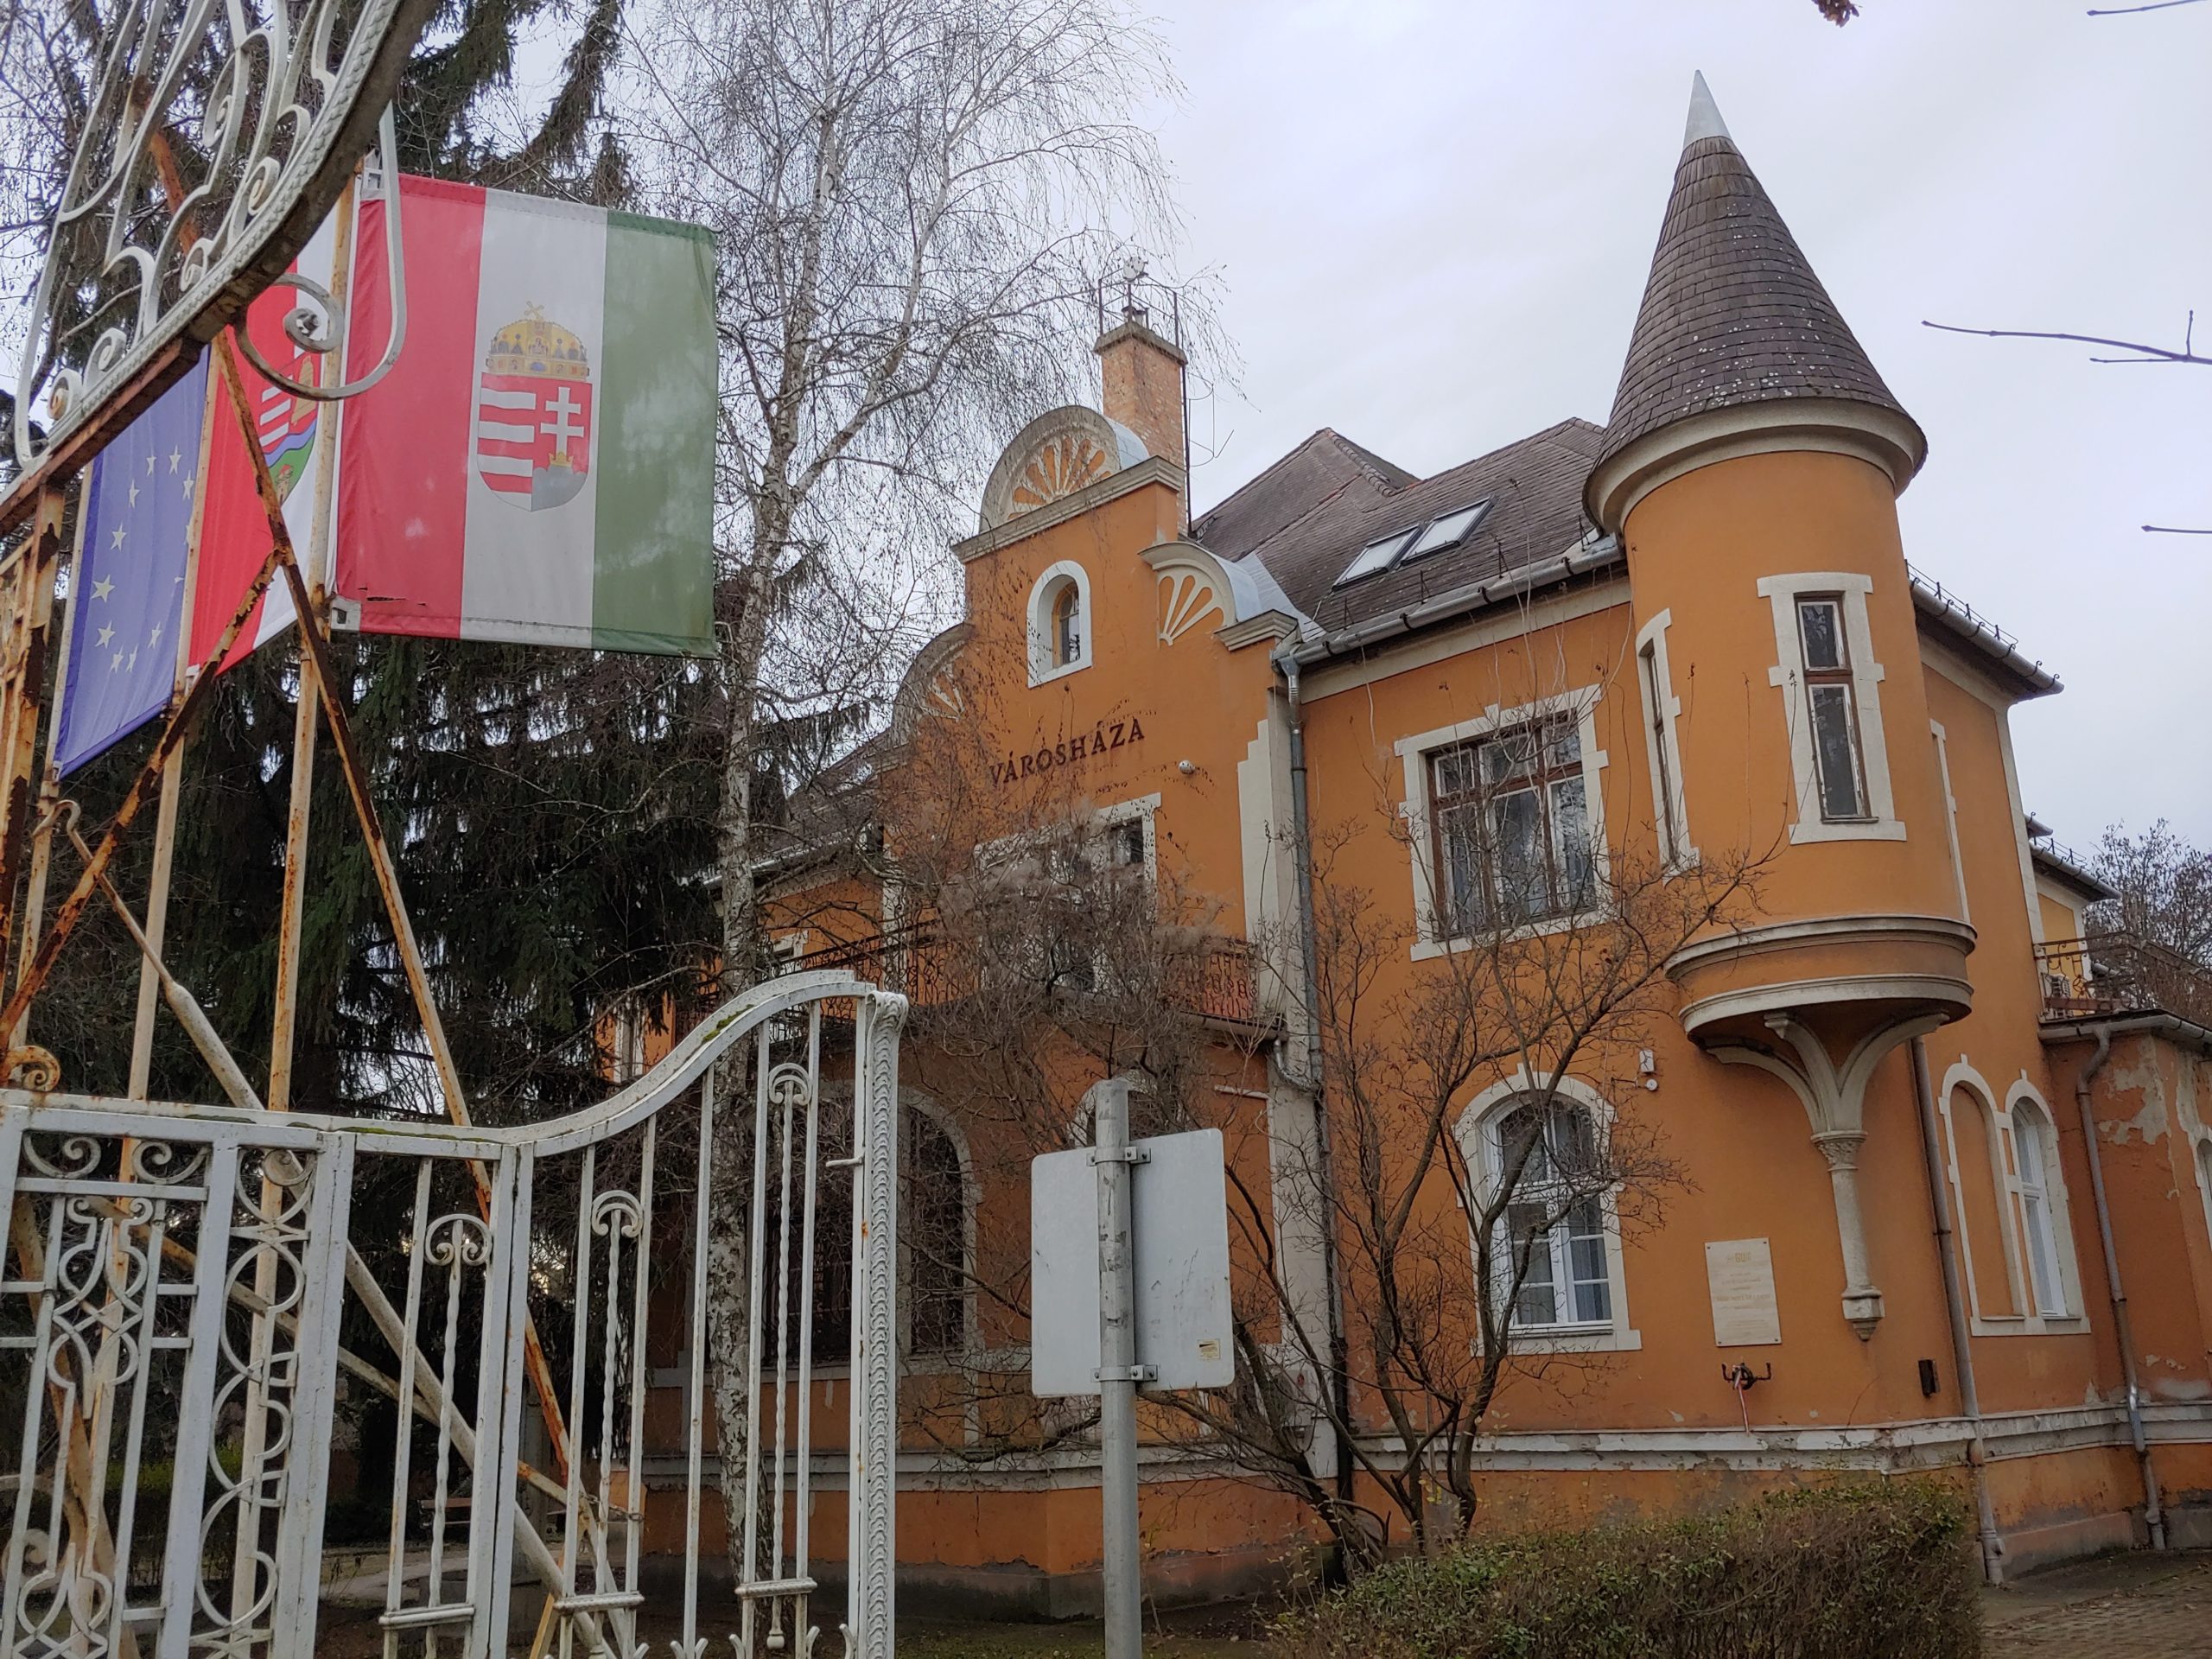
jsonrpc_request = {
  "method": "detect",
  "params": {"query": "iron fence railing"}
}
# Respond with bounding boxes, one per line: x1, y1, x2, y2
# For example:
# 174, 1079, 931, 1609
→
2034, 932, 2212, 1028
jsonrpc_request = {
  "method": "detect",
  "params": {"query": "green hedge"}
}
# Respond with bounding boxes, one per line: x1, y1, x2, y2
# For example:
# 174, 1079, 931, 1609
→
1272, 1482, 1980, 1659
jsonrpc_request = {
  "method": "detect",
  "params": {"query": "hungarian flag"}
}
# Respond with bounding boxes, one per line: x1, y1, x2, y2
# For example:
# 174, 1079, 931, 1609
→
192, 212, 344, 669
335, 175, 717, 656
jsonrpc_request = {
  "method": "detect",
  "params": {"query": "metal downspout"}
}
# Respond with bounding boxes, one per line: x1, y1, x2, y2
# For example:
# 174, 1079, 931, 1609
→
1912, 1036, 2005, 1584
1279, 656, 1357, 1535
2076, 1025, 2168, 1549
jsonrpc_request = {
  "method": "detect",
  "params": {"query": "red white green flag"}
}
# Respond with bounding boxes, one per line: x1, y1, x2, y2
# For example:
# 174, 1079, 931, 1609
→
335, 175, 717, 656
193, 212, 344, 668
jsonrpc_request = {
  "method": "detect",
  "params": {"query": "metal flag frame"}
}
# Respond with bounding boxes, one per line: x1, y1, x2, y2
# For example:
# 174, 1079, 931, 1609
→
4, 0, 435, 515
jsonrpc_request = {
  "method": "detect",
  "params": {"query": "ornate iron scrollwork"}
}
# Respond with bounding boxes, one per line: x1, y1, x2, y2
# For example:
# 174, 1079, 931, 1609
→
10, 0, 429, 471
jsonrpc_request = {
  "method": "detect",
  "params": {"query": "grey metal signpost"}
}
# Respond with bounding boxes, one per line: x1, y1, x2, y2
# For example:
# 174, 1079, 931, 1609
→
1093, 1077, 1147, 1659
1032, 1078, 1236, 1659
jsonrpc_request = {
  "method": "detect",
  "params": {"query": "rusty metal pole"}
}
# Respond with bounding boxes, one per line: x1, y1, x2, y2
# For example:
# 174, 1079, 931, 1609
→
266, 178, 355, 1114
11, 487, 90, 1048
124, 372, 220, 1099
0, 487, 67, 988
208, 330, 582, 1490
0, 543, 280, 1042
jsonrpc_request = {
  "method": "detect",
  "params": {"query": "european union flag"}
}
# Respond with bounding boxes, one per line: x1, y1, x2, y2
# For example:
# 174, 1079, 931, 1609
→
54, 358, 209, 774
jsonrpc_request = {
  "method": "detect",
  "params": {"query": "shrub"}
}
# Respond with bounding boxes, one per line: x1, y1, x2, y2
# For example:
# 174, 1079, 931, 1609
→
1271, 1481, 1979, 1659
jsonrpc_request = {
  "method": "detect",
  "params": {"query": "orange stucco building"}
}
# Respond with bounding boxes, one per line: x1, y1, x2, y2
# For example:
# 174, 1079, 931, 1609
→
730, 77, 2212, 1612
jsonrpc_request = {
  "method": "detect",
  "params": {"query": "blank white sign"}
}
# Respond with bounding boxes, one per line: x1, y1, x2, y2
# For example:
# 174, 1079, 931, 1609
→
1706, 1237, 1783, 1348
1030, 1128, 1235, 1397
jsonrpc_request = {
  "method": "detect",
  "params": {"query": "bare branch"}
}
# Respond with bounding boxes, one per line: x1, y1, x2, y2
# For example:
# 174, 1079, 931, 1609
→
1923, 314, 2211, 366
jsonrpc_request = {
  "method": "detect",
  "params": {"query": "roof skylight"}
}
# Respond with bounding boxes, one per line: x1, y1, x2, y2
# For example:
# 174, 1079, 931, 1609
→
1333, 528, 1418, 588
1404, 499, 1491, 560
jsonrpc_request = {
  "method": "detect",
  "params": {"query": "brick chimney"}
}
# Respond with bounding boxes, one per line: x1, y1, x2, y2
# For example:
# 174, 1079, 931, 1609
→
1095, 310, 1187, 484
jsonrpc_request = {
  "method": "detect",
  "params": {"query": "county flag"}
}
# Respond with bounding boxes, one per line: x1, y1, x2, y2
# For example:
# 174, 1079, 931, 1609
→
192, 210, 344, 670
54, 359, 209, 773
336, 175, 716, 656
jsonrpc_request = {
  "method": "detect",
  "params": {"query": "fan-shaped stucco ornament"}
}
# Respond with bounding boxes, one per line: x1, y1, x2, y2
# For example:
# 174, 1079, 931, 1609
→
978, 407, 1149, 532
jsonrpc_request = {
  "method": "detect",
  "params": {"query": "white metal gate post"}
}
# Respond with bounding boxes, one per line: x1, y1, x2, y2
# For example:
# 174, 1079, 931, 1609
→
1091, 1077, 1145, 1659
845, 989, 906, 1659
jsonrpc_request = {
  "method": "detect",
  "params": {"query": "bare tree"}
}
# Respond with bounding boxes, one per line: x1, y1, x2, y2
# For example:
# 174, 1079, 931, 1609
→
2092, 820, 2212, 968
609, 0, 1212, 1563
1156, 779, 1764, 1568
792, 617, 1771, 1574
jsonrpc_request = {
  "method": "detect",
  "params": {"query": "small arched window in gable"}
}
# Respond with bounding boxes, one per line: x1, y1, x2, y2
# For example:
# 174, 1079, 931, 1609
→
1052, 582, 1082, 668
1027, 562, 1092, 683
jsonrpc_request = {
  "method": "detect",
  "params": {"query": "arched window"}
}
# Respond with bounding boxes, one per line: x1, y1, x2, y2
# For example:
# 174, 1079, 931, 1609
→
1052, 582, 1082, 669
2012, 1101, 2066, 1318
782, 1100, 969, 1363
1490, 1098, 1611, 1330
1027, 562, 1091, 683
905, 1109, 968, 1356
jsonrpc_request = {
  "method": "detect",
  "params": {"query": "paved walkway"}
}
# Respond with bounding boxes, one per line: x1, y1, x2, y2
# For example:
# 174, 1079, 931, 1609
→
1985, 1549, 2212, 1656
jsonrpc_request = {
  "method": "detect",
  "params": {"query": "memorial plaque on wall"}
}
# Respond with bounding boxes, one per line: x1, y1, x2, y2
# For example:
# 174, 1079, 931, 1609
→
1705, 1237, 1783, 1347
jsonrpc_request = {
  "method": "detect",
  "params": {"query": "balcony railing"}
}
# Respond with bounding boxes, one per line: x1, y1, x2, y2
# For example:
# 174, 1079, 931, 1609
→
2034, 932, 2212, 1028
785, 925, 1271, 1030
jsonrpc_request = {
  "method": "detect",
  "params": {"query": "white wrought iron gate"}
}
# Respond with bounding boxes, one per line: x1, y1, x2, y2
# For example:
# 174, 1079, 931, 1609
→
0, 970, 904, 1658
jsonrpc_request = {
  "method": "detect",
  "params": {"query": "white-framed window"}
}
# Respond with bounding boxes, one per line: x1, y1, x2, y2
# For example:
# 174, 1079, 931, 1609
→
1757, 573, 1903, 843
1027, 560, 1092, 683
2010, 1098, 2069, 1319
1398, 696, 1605, 954
1455, 1077, 1638, 1351
2196, 1137, 2212, 1261
1635, 609, 1694, 869
794, 1093, 976, 1367
1495, 1100, 1611, 1327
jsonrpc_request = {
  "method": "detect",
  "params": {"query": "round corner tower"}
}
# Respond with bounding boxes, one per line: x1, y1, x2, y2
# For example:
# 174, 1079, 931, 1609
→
1587, 75, 1967, 1337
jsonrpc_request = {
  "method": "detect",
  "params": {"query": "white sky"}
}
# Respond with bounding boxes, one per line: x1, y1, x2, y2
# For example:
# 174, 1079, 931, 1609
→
1147, 0, 2212, 850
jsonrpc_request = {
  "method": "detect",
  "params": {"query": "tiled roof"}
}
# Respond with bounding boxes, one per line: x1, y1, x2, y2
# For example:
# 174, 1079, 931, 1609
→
1200, 418, 1605, 631
1592, 105, 1916, 481
1190, 428, 1414, 565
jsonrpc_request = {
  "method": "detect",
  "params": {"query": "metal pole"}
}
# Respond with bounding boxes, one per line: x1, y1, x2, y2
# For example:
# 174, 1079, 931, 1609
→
1092, 1077, 1145, 1659
268, 174, 355, 1112
125, 362, 219, 1099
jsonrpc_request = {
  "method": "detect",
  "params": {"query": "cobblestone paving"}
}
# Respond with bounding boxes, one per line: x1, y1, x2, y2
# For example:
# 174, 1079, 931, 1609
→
1986, 1551, 2212, 1656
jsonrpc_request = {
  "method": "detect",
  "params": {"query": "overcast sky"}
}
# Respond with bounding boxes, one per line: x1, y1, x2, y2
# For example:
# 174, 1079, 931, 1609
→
1143, 0, 2212, 851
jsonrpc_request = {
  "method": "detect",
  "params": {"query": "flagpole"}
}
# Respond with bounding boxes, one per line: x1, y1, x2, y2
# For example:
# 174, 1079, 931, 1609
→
267, 174, 355, 1113
123, 368, 220, 1100
10, 485, 92, 1047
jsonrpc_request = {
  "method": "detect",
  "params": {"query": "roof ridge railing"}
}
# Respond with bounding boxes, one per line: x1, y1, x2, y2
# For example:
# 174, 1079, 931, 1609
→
1906, 562, 2022, 654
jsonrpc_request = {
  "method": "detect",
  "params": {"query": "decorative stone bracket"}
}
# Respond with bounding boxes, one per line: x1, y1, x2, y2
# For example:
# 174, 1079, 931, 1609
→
1707, 1011, 1942, 1339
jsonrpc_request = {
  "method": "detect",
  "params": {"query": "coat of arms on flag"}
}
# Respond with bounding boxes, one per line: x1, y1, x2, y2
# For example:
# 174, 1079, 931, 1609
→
257, 351, 321, 502
475, 306, 594, 511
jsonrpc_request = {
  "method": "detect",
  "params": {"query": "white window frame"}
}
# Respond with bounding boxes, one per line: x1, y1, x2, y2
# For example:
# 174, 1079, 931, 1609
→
2005, 1084, 2083, 1325
2195, 1135, 2212, 1268
900, 1091, 981, 1373
1395, 691, 1609, 962
1937, 1059, 2086, 1336
1454, 1073, 1639, 1353
1027, 560, 1093, 685
1635, 609, 1695, 870
1758, 573, 1904, 844
1930, 720, 1970, 925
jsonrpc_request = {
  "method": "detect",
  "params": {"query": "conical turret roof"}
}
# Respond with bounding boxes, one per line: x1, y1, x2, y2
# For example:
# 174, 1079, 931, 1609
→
1588, 75, 1923, 524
